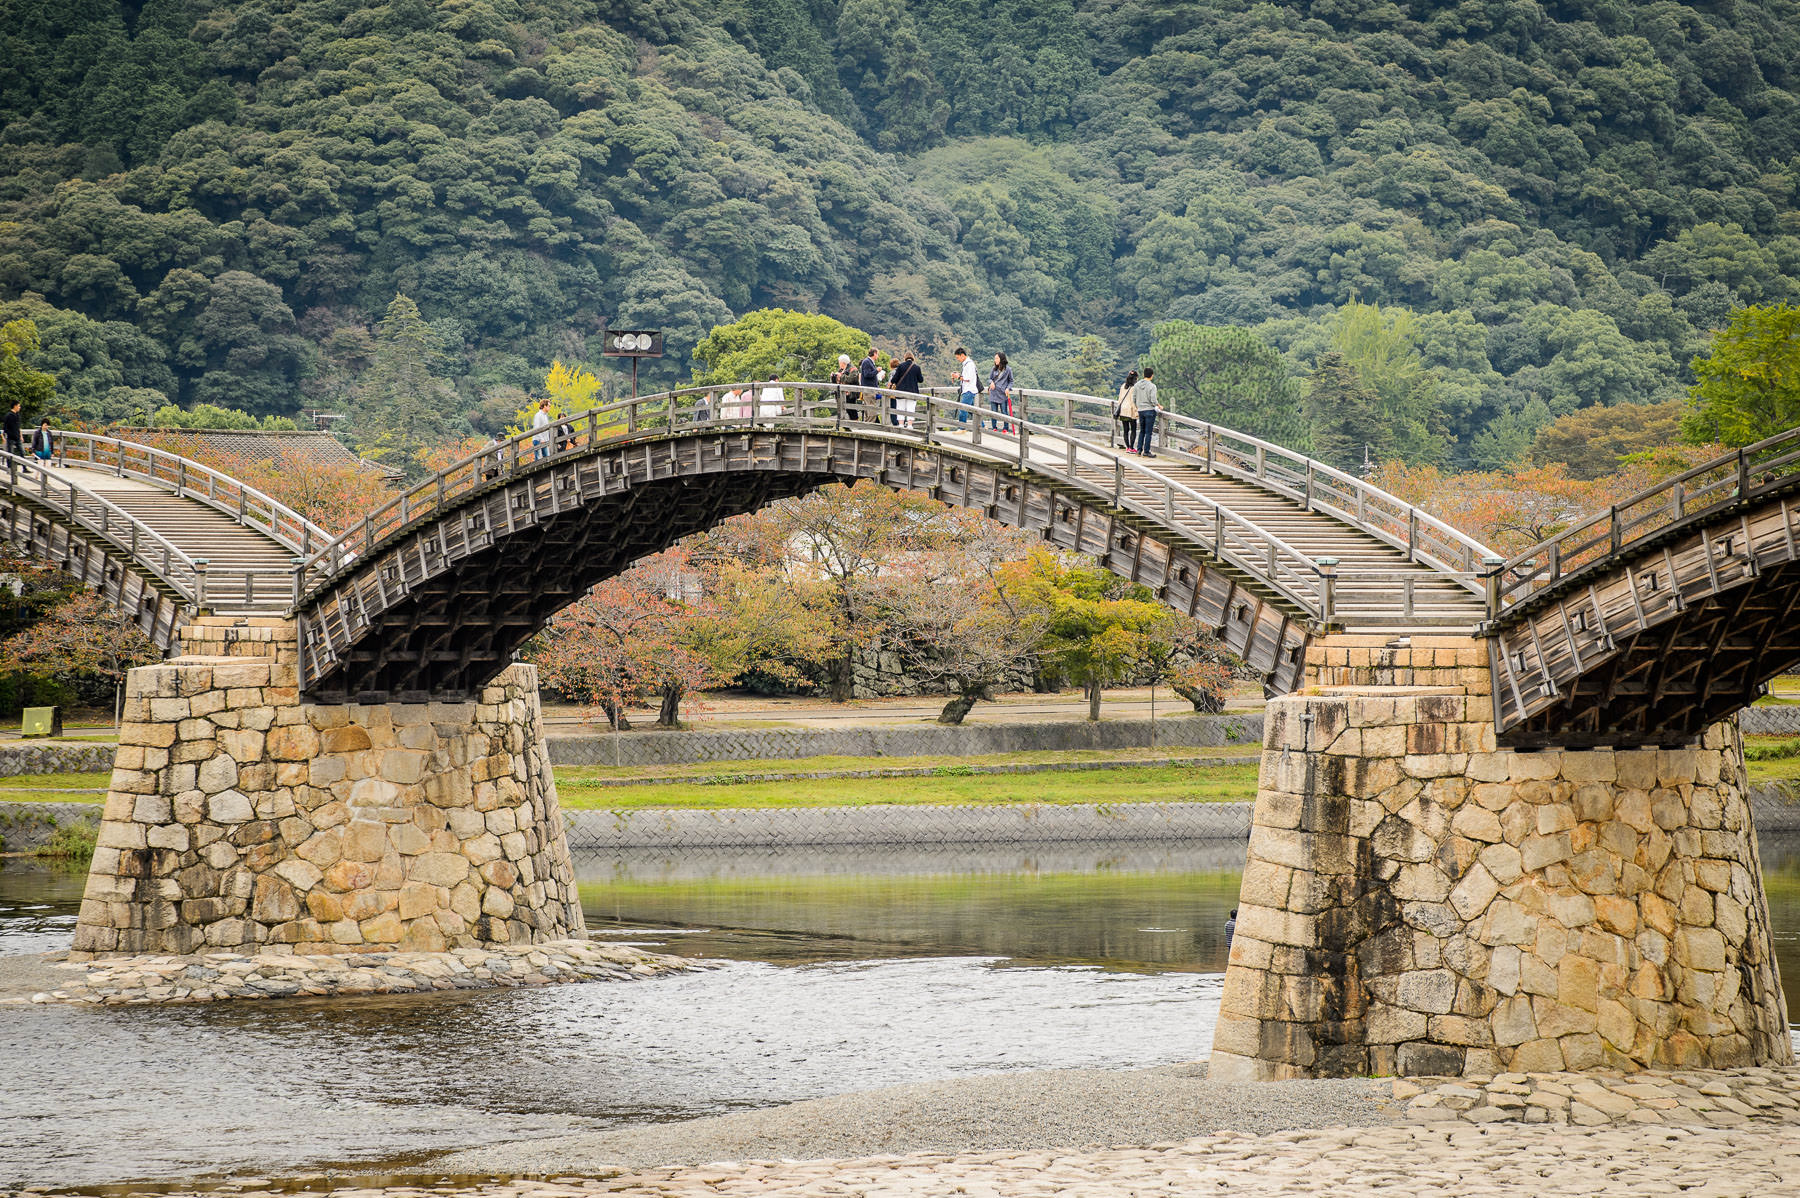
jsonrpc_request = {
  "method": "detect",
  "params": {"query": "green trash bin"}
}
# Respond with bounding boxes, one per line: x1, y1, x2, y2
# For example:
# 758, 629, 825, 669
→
21, 706, 61, 738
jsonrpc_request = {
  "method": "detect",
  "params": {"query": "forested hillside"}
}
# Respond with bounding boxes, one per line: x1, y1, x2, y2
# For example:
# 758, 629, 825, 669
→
3, 0, 1799, 467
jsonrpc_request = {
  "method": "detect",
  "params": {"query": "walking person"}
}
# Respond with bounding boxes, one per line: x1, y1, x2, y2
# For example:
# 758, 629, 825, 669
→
988, 352, 1014, 432
3, 402, 21, 458
30, 419, 52, 462
952, 347, 978, 425
890, 351, 923, 428
1133, 368, 1161, 457
858, 347, 879, 423
1116, 369, 1139, 451
1225, 908, 1237, 950
758, 375, 785, 420
531, 398, 553, 460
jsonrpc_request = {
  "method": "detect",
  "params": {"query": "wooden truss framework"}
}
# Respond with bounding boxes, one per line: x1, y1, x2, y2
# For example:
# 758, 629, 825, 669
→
0, 490, 189, 653
1489, 487, 1800, 747
296, 430, 1313, 704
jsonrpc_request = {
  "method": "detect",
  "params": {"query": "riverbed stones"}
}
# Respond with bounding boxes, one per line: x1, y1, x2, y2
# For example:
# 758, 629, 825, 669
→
70, 621, 583, 958
2, 939, 696, 1006
1212, 659, 1791, 1080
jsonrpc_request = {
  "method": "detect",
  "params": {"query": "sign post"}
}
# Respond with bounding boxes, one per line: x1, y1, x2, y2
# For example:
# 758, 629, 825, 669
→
601, 328, 664, 399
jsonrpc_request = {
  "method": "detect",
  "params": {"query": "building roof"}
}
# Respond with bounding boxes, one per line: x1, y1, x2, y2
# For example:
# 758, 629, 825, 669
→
111, 428, 404, 480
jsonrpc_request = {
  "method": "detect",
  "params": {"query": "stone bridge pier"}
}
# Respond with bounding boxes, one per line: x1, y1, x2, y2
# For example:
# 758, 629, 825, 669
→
71, 619, 583, 957
1212, 636, 1792, 1079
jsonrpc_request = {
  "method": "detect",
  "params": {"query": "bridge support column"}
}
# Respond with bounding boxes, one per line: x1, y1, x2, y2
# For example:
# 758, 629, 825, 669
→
71, 620, 584, 957
1211, 639, 1789, 1079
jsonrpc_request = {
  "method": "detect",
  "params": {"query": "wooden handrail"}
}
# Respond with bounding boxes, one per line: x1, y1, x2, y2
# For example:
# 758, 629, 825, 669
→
1489, 424, 1800, 617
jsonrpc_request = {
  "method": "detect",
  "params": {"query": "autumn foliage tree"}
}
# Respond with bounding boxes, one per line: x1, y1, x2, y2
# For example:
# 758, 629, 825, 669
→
1007, 552, 1178, 721
0, 589, 161, 722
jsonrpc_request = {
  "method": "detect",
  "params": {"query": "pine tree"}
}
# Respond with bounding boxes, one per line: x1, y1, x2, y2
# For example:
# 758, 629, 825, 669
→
1305, 351, 1386, 473
355, 295, 462, 478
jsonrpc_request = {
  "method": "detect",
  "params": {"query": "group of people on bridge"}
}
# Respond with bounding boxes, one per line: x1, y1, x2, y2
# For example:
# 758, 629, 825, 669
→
3, 401, 55, 462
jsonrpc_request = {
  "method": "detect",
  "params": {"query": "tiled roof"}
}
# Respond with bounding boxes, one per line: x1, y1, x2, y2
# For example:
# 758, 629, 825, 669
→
111, 428, 404, 479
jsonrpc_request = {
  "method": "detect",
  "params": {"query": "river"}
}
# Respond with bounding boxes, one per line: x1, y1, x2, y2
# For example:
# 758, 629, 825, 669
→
2, 835, 1799, 1188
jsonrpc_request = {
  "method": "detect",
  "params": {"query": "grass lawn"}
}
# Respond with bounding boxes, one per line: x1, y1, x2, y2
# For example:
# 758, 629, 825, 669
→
555, 762, 1264, 809
0, 770, 109, 803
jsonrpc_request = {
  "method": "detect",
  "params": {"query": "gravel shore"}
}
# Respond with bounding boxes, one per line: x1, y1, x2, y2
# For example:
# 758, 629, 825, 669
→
437, 1062, 1401, 1175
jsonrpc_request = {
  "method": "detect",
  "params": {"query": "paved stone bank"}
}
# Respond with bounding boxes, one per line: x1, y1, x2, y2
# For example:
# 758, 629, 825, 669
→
1, 939, 696, 1006
571, 753, 1254, 788
1398, 1065, 1800, 1127
59, 1120, 1800, 1197
548, 713, 1263, 767
0, 742, 115, 776
565, 800, 1254, 849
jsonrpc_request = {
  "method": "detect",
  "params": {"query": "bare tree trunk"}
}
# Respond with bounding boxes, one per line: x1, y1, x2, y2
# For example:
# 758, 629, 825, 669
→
937, 692, 979, 725
826, 654, 855, 702
1086, 678, 1102, 722
656, 683, 684, 728
601, 697, 631, 731
1173, 682, 1226, 713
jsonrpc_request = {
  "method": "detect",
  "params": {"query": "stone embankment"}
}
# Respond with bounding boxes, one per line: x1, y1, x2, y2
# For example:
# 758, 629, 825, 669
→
1398, 1065, 1800, 1127
0, 940, 697, 1006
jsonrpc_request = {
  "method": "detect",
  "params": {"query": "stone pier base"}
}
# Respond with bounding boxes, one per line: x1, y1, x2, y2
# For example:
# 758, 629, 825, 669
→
72, 621, 583, 957
1211, 683, 1791, 1080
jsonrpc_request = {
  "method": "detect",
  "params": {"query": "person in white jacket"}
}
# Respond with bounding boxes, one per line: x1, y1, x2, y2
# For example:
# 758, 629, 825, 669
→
758, 377, 785, 419
531, 399, 553, 460
1116, 369, 1139, 450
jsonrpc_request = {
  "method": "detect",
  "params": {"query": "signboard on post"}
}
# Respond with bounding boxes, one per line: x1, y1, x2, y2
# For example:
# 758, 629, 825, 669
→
601, 329, 664, 398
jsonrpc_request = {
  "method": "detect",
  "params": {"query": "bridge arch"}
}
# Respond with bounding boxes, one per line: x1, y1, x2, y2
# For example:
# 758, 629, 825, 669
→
292, 384, 1487, 704
1487, 428, 1800, 746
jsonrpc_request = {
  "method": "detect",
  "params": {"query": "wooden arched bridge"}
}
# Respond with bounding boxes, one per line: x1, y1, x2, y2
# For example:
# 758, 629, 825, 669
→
14, 389, 1800, 747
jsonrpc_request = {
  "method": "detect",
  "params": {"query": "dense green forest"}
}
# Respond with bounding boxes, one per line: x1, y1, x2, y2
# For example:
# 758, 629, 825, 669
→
3, 0, 1799, 468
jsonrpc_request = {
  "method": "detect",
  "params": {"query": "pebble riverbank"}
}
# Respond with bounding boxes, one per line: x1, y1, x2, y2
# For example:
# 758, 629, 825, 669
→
25, 1118, 1800, 1197
0, 939, 700, 1006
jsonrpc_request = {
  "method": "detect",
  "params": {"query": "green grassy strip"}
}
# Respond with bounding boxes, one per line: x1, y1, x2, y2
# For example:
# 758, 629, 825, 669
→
556, 763, 1263, 810
0, 771, 113, 790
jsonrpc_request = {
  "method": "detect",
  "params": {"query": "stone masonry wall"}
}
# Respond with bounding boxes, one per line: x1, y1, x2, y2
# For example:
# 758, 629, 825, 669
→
71, 641, 583, 958
1211, 681, 1792, 1080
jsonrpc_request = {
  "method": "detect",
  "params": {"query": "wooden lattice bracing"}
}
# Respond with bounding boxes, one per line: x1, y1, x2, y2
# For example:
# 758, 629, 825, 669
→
298, 431, 1312, 703
1490, 490, 1800, 747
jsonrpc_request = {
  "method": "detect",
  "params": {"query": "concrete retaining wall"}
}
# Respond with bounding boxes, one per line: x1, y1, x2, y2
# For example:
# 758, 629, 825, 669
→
1740, 707, 1800, 736
0, 800, 99, 850
0, 744, 115, 777
548, 713, 1263, 767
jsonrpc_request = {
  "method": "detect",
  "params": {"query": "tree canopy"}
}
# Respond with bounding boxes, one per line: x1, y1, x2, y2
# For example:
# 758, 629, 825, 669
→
2, 0, 1800, 464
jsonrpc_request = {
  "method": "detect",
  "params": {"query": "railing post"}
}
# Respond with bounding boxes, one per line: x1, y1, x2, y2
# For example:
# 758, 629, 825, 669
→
292, 555, 305, 611
1316, 556, 1338, 627
1062, 396, 1073, 433
922, 396, 936, 443
1482, 554, 1504, 620
1673, 483, 1685, 520
193, 557, 208, 611
1548, 542, 1561, 581
1255, 444, 1265, 478
1113, 458, 1124, 507
1304, 462, 1314, 511
1205, 427, 1216, 472
835, 386, 845, 428
1609, 506, 1622, 554
1018, 420, 1028, 467
1738, 449, 1750, 498
1404, 576, 1415, 620
1407, 510, 1419, 561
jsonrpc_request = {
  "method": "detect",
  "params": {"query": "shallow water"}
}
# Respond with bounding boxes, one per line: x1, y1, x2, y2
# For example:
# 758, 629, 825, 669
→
5, 834, 1800, 1188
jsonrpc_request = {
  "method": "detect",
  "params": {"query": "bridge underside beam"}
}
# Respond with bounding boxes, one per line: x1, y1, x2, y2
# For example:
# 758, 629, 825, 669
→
1491, 491, 1800, 748
299, 432, 1312, 704
1499, 562, 1800, 749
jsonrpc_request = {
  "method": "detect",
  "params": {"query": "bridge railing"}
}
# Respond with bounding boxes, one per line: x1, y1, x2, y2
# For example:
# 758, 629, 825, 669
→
1488, 426, 1800, 618
0, 456, 293, 614
298, 382, 1341, 624
987, 388, 1494, 590
51, 430, 329, 556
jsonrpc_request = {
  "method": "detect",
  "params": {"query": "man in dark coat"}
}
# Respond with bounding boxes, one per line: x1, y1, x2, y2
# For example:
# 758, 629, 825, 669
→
890, 352, 924, 426
3, 402, 21, 458
858, 350, 879, 423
